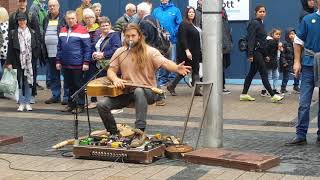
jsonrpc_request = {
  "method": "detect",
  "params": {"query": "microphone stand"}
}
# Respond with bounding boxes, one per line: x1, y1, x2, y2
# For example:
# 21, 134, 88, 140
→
70, 47, 131, 142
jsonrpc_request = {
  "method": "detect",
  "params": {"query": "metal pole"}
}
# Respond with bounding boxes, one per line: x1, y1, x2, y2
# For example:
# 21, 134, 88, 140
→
202, 0, 223, 147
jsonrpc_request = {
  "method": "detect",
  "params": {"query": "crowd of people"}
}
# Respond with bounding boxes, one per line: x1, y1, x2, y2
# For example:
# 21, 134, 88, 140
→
0, 0, 320, 146
0, 0, 214, 112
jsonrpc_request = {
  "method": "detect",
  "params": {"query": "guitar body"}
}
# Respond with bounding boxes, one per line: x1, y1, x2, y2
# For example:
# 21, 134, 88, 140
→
86, 77, 164, 97
87, 77, 124, 97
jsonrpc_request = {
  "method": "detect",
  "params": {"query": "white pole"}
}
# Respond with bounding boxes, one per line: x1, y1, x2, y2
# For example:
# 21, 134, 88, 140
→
202, 0, 223, 148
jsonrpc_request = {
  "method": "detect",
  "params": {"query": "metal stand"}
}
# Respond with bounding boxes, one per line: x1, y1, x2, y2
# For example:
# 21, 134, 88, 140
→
180, 82, 213, 149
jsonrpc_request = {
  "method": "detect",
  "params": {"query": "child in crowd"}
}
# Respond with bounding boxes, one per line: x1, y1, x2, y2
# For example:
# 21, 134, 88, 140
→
261, 28, 282, 96
280, 28, 300, 93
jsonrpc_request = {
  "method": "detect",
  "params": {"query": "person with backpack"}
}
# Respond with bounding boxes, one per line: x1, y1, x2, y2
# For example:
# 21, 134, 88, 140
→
137, 2, 158, 49
153, 0, 182, 87
166, 6, 202, 96
239, 5, 283, 103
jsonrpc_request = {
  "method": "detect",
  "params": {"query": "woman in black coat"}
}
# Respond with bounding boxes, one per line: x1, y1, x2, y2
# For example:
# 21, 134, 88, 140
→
167, 6, 202, 96
6, 13, 39, 111
240, 5, 283, 103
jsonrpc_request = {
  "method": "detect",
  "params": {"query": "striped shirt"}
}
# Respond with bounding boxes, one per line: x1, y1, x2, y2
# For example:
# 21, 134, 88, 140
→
45, 19, 59, 58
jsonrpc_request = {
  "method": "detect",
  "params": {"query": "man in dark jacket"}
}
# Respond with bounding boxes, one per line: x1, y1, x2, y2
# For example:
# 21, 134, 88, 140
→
113, 3, 136, 32
195, 0, 203, 28
137, 2, 158, 48
43, 0, 69, 105
8, 0, 42, 103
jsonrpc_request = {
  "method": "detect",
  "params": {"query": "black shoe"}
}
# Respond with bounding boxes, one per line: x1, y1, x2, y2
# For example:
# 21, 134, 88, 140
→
167, 85, 177, 96
45, 97, 61, 104
195, 92, 203, 96
260, 90, 267, 97
293, 86, 300, 93
61, 101, 68, 105
61, 106, 73, 112
285, 137, 307, 146
273, 89, 280, 94
281, 88, 288, 94
316, 138, 320, 146
72, 106, 85, 114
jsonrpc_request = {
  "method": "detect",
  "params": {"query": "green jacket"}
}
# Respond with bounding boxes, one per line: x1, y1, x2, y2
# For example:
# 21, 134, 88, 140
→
29, 0, 47, 33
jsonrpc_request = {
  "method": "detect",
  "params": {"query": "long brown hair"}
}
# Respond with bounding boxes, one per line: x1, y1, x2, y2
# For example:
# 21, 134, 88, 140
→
183, 6, 196, 24
123, 23, 148, 70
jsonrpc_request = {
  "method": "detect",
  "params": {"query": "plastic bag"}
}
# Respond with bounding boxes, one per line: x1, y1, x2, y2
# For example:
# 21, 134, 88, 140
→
0, 68, 18, 94
4, 83, 19, 102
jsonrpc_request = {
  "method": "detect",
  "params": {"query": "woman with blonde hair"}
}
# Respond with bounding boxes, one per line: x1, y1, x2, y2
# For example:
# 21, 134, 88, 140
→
91, 3, 102, 23
0, 7, 9, 98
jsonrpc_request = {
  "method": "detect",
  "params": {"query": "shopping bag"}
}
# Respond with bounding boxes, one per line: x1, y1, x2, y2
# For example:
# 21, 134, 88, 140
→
0, 68, 18, 94
4, 82, 19, 102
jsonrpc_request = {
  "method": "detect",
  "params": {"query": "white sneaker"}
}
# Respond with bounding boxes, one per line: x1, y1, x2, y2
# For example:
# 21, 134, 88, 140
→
111, 109, 123, 114
30, 96, 35, 104
25, 104, 32, 111
17, 104, 25, 112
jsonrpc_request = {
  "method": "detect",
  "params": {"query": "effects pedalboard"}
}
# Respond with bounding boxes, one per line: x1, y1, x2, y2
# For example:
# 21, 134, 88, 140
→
73, 144, 166, 164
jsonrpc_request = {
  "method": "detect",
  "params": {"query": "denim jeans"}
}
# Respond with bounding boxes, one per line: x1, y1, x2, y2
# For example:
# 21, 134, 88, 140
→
19, 76, 32, 104
48, 58, 69, 102
296, 66, 320, 139
157, 43, 176, 86
97, 88, 158, 134
267, 68, 279, 90
281, 69, 300, 89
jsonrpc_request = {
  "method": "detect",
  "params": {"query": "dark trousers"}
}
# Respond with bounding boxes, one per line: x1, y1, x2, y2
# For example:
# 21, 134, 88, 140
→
242, 51, 274, 96
63, 69, 85, 108
223, 53, 231, 89
31, 58, 38, 96
97, 88, 158, 134
281, 69, 300, 89
84, 62, 105, 103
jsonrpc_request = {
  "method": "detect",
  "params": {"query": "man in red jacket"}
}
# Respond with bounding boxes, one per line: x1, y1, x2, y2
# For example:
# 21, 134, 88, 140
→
56, 10, 91, 113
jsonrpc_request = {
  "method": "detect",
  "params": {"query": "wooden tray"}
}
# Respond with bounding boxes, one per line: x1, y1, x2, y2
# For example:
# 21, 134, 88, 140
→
73, 144, 165, 164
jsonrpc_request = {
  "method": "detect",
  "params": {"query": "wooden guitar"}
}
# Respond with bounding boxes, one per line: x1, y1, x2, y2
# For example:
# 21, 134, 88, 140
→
86, 77, 164, 97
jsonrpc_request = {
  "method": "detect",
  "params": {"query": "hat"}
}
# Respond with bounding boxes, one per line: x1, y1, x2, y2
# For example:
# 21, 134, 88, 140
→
16, 13, 27, 21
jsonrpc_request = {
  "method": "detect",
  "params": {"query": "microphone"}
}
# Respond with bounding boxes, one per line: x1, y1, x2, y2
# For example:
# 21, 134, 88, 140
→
128, 40, 134, 50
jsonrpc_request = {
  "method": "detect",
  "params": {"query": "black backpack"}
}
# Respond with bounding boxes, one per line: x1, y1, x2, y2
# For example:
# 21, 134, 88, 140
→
145, 19, 171, 56
238, 37, 248, 52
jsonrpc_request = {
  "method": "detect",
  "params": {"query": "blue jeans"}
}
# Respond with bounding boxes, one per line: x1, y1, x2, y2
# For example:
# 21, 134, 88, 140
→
281, 69, 300, 88
48, 58, 69, 102
267, 68, 279, 90
296, 66, 320, 139
19, 76, 32, 104
157, 43, 176, 86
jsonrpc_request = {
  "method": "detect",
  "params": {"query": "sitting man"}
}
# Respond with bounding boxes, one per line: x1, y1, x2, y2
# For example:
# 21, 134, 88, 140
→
97, 23, 191, 147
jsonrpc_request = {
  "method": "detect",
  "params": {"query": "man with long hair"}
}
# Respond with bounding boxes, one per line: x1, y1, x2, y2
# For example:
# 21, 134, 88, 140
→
97, 24, 191, 147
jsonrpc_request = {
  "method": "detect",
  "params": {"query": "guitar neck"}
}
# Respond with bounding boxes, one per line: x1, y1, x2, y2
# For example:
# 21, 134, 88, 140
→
124, 82, 153, 89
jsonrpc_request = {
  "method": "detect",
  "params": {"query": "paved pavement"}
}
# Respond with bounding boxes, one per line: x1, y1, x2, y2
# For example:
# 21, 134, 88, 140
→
0, 82, 320, 179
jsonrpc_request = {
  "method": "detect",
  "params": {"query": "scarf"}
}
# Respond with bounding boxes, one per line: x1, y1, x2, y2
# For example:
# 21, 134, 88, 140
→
18, 27, 33, 85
